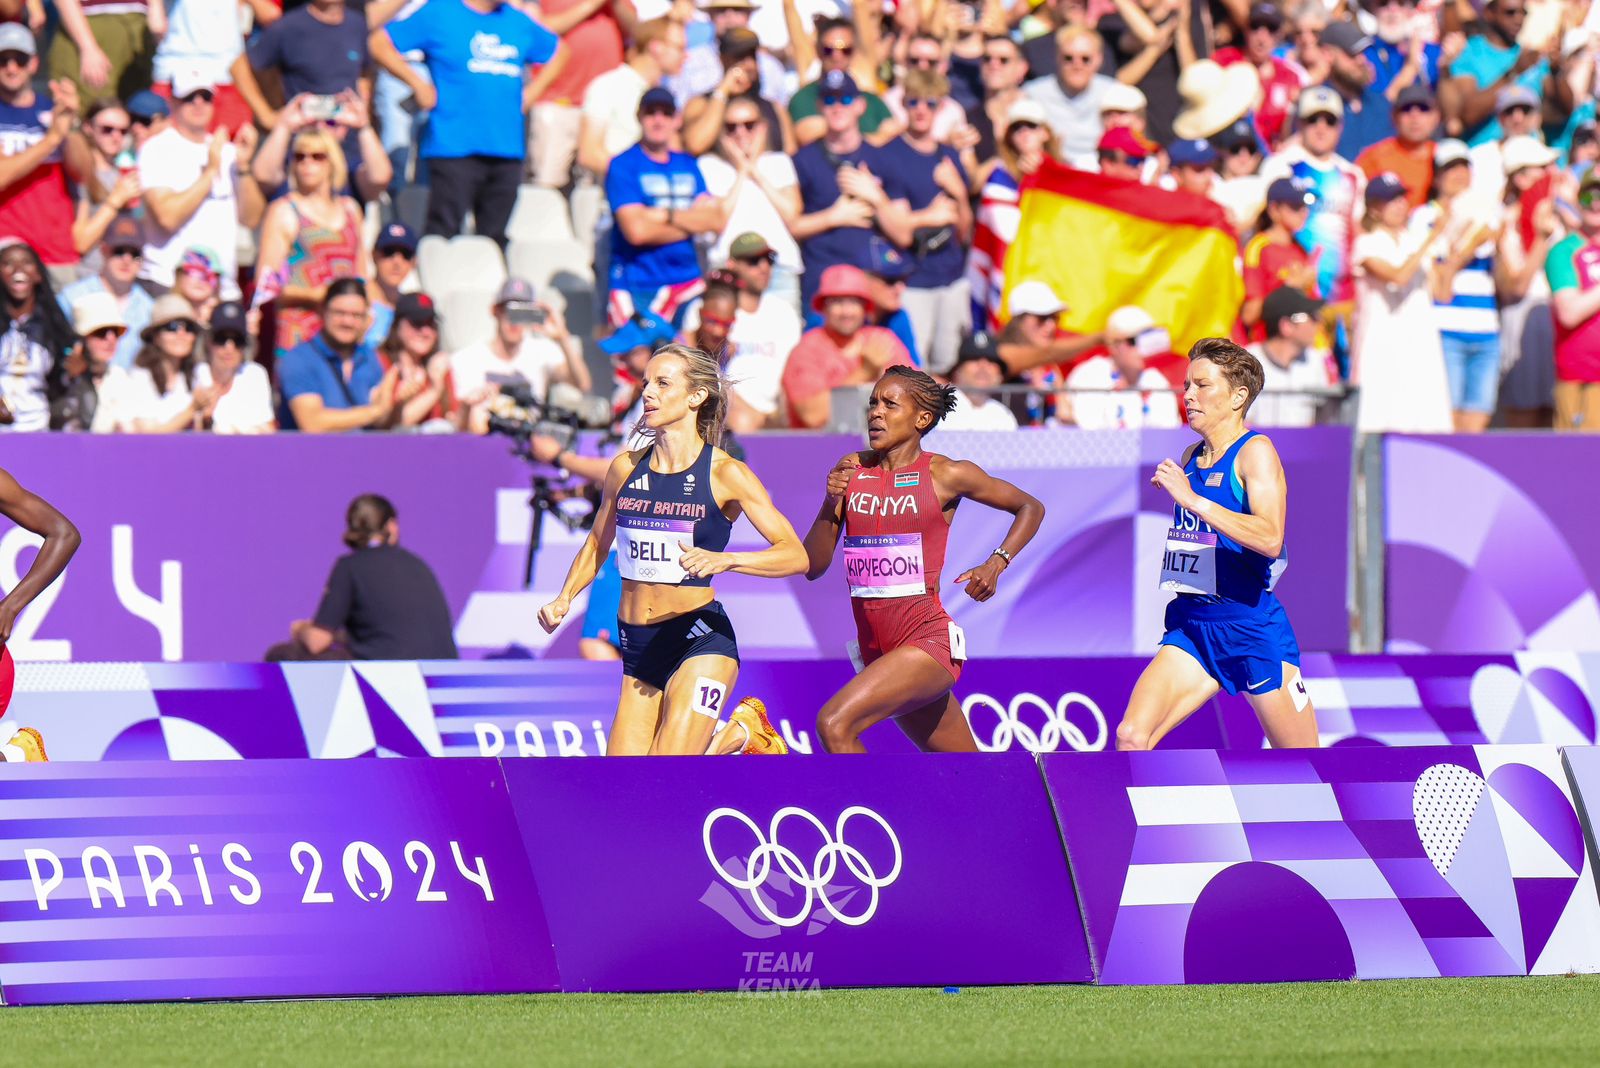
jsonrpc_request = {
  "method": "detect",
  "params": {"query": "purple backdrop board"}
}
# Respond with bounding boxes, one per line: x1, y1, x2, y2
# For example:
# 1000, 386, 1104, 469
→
0, 759, 558, 1005
501, 754, 1091, 991
1043, 745, 1600, 984
1385, 435, 1600, 654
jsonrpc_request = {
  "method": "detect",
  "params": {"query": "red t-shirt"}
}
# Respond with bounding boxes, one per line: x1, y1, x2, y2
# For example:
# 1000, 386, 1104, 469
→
0, 98, 77, 266
1238, 231, 1317, 343
538, 2, 624, 106
1214, 49, 1304, 150
781, 325, 912, 427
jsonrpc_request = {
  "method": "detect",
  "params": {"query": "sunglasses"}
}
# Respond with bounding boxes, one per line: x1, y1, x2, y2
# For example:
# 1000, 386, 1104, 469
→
723, 119, 760, 133
908, 55, 939, 68
212, 332, 247, 348
983, 53, 1015, 65
821, 94, 857, 107
1378, 0, 1415, 6
1580, 189, 1600, 209
87, 326, 122, 341
700, 314, 735, 328
376, 246, 415, 260
904, 97, 938, 110
179, 88, 215, 104
1499, 5, 1525, 16
181, 265, 218, 281
822, 44, 854, 56
0, 51, 29, 69
639, 104, 675, 117
1398, 102, 1435, 114
1304, 112, 1341, 126
1009, 120, 1041, 134
1098, 151, 1145, 166
93, 122, 129, 136
1060, 52, 1097, 65
736, 252, 775, 265
108, 245, 141, 260
1502, 103, 1534, 116
1224, 141, 1259, 155
130, 113, 159, 126
293, 151, 329, 163
1248, 20, 1279, 31
160, 320, 198, 335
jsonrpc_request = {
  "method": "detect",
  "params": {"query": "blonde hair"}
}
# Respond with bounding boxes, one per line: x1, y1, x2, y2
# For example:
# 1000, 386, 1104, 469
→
290, 127, 348, 196
648, 343, 730, 447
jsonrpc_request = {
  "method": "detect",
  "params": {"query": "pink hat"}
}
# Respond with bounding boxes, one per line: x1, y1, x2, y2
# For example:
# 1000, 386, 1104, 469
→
1097, 126, 1155, 158
811, 264, 875, 314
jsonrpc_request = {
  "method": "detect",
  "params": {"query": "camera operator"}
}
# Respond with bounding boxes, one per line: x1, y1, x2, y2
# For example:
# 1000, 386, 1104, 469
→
452, 277, 590, 435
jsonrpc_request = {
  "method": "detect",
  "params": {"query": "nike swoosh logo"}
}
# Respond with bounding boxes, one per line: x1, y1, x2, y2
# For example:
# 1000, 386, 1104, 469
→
1247, 678, 1272, 690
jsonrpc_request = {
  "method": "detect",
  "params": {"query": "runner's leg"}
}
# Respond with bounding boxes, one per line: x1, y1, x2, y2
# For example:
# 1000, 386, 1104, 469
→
1116, 645, 1222, 751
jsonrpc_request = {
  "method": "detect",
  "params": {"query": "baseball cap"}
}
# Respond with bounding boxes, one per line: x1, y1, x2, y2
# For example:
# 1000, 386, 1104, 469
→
821, 70, 859, 100
1007, 280, 1065, 318
180, 246, 221, 279
1106, 305, 1157, 341
1005, 98, 1048, 130
1261, 286, 1323, 331
210, 300, 249, 337
1100, 82, 1147, 114
0, 24, 36, 57
1394, 83, 1435, 110
127, 90, 169, 122
495, 277, 537, 307
1298, 85, 1344, 120
1434, 137, 1469, 167
1248, 2, 1283, 29
1364, 171, 1408, 203
1214, 117, 1259, 150
728, 232, 775, 260
638, 87, 676, 114
1098, 126, 1154, 158
375, 221, 418, 255
956, 329, 1005, 369
865, 237, 912, 281
1319, 20, 1372, 56
1168, 138, 1217, 167
1497, 84, 1540, 113
1502, 135, 1558, 175
600, 310, 677, 356
394, 291, 439, 327
171, 66, 217, 100
102, 213, 143, 249
1266, 176, 1316, 207
70, 291, 126, 337
720, 27, 760, 62
702, 0, 756, 9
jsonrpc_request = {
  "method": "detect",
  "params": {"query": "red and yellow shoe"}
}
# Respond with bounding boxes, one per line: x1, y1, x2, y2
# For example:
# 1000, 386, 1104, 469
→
12, 727, 46, 763
729, 697, 787, 755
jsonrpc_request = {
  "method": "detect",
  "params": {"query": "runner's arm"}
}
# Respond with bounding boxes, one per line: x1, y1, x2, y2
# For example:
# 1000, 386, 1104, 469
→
1152, 436, 1286, 557
0, 468, 80, 643
937, 457, 1044, 601
684, 459, 808, 579
551, 451, 631, 602
803, 453, 859, 579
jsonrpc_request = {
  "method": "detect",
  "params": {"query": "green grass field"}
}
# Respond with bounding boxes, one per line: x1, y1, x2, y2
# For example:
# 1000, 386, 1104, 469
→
13, 976, 1600, 1066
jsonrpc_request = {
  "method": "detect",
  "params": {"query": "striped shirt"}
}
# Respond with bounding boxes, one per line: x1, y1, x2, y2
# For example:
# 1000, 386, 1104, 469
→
1416, 202, 1499, 341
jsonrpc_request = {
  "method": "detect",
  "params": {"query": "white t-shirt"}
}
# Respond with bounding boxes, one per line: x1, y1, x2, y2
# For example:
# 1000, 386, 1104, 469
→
582, 64, 650, 162
450, 335, 570, 404
725, 296, 802, 415
751, 0, 841, 53
699, 153, 803, 272
88, 365, 133, 434
194, 361, 274, 433
0, 321, 53, 433
1063, 355, 1181, 429
1245, 342, 1338, 428
152, 0, 246, 87
137, 127, 242, 299
939, 389, 1019, 431
102, 365, 196, 431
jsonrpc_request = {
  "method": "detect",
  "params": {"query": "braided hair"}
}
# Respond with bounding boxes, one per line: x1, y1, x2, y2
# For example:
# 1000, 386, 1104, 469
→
881, 365, 957, 435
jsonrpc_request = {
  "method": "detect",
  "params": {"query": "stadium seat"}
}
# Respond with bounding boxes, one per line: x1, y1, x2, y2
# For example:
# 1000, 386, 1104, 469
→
439, 286, 498, 351
415, 234, 449, 290
394, 183, 429, 234
420, 235, 506, 294
507, 238, 592, 290
569, 182, 602, 253
508, 184, 575, 242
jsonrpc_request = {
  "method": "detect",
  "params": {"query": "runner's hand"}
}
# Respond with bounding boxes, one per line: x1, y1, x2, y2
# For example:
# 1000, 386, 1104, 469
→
955, 557, 1005, 602
679, 541, 735, 578
1151, 458, 1193, 508
538, 596, 570, 633
826, 453, 861, 498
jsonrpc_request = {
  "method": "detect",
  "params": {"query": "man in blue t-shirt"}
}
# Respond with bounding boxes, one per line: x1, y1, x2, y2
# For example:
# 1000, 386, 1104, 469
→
1443, 0, 1573, 147
876, 67, 972, 374
604, 87, 725, 329
791, 70, 897, 313
233, 0, 370, 129
278, 279, 396, 433
372, 0, 562, 246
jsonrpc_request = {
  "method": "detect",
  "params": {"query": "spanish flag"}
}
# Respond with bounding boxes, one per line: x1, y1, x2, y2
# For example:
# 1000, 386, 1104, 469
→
1004, 160, 1242, 353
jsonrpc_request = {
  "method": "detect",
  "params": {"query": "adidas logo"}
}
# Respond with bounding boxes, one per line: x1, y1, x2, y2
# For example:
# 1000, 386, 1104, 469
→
687, 619, 712, 638
629, 472, 651, 491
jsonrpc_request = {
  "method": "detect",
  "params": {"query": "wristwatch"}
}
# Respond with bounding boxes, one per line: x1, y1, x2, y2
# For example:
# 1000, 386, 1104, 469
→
991, 547, 1013, 565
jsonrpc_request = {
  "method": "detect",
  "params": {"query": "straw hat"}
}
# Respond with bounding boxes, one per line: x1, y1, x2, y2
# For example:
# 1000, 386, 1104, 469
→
1172, 60, 1262, 141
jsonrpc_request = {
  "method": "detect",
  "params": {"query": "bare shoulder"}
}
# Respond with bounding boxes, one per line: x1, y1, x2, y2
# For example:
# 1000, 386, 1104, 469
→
1239, 432, 1283, 466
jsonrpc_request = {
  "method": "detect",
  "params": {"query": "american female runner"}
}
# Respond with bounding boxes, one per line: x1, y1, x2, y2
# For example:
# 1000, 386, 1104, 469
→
1117, 337, 1319, 750
804, 366, 1044, 753
538, 344, 807, 755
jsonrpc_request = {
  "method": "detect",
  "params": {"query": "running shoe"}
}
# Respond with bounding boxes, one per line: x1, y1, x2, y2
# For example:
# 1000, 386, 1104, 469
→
729, 697, 787, 755
12, 727, 47, 762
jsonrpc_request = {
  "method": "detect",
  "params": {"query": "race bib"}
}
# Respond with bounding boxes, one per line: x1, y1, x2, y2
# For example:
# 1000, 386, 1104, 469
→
843, 533, 925, 598
615, 515, 692, 584
1159, 527, 1218, 595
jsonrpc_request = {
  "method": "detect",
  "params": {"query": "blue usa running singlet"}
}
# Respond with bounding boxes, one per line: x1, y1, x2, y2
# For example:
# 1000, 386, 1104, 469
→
612, 444, 733, 587
1160, 430, 1287, 605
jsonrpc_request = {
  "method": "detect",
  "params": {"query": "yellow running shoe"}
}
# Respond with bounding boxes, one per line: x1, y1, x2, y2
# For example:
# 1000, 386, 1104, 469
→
729, 697, 787, 755
13, 727, 47, 762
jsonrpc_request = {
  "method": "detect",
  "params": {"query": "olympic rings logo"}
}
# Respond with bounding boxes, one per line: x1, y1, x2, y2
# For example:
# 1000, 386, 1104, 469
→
962, 691, 1109, 753
702, 806, 903, 928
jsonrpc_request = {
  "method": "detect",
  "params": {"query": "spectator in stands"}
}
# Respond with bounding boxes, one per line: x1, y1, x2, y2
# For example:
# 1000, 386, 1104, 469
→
1095, 126, 1151, 182
1246, 286, 1338, 426
1094, 0, 1204, 146
722, 232, 802, 431
1212, 115, 1270, 231
605, 87, 726, 327
0, 242, 69, 432
0, 27, 88, 282
994, 278, 1101, 378
879, 67, 973, 374
47, 0, 156, 103
1355, 83, 1439, 208
1214, 3, 1303, 150
789, 16, 897, 148
1100, 83, 1150, 141
99, 291, 202, 434
599, 308, 677, 430
1445, 0, 1571, 149
698, 92, 801, 310
73, 97, 137, 257
232, 0, 369, 132
781, 264, 912, 429
884, 33, 972, 146
276, 278, 397, 434
682, 27, 793, 157
1310, 21, 1386, 161
193, 299, 273, 434
126, 88, 166, 149
1497, 143, 1559, 427
57, 290, 127, 432
1547, 170, 1600, 431
863, 237, 918, 360
453, 277, 590, 435
371, 0, 561, 247
376, 292, 459, 431
58, 213, 151, 369
1467, 86, 1545, 204
1262, 86, 1365, 305
251, 91, 394, 205
792, 71, 893, 315
1165, 138, 1218, 197
1362, 0, 1445, 113
691, 277, 737, 363
578, 16, 683, 181
365, 221, 418, 350
970, 99, 1058, 332
269, 493, 458, 662
939, 329, 1018, 430
1060, 304, 1181, 428
967, 34, 1029, 161
1171, 59, 1258, 146
1240, 176, 1318, 341
1286, 6, 1329, 85
529, 0, 633, 189
150, 0, 258, 134
675, 0, 782, 111
138, 68, 261, 301
1351, 172, 1452, 432
172, 246, 221, 327
254, 125, 367, 360
1023, 26, 1115, 166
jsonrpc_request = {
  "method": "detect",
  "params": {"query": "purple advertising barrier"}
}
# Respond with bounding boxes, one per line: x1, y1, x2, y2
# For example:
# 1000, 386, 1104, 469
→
1385, 435, 1600, 653
501, 754, 1091, 991
1043, 745, 1600, 984
0, 759, 558, 1005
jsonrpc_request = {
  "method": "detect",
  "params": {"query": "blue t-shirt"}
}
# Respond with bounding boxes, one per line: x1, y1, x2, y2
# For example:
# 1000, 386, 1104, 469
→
249, 4, 369, 99
605, 143, 706, 291
385, 0, 559, 161
793, 141, 883, 310
276, 333, 385, 431
877, 137, 968, 289
1335, 82, 1394, 161
1452, 34, 1550, 146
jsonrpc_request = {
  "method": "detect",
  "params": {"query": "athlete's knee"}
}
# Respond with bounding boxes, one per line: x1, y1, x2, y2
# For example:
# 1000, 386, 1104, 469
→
1115, 719, 1154, 752
816, 704, 862, 753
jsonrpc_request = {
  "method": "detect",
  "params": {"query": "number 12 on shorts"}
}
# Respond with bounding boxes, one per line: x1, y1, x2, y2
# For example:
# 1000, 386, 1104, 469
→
693, 677, 727, 719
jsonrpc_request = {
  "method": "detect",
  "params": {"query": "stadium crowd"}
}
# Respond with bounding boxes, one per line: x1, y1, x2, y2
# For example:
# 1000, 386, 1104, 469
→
2, 0, 1600, 435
